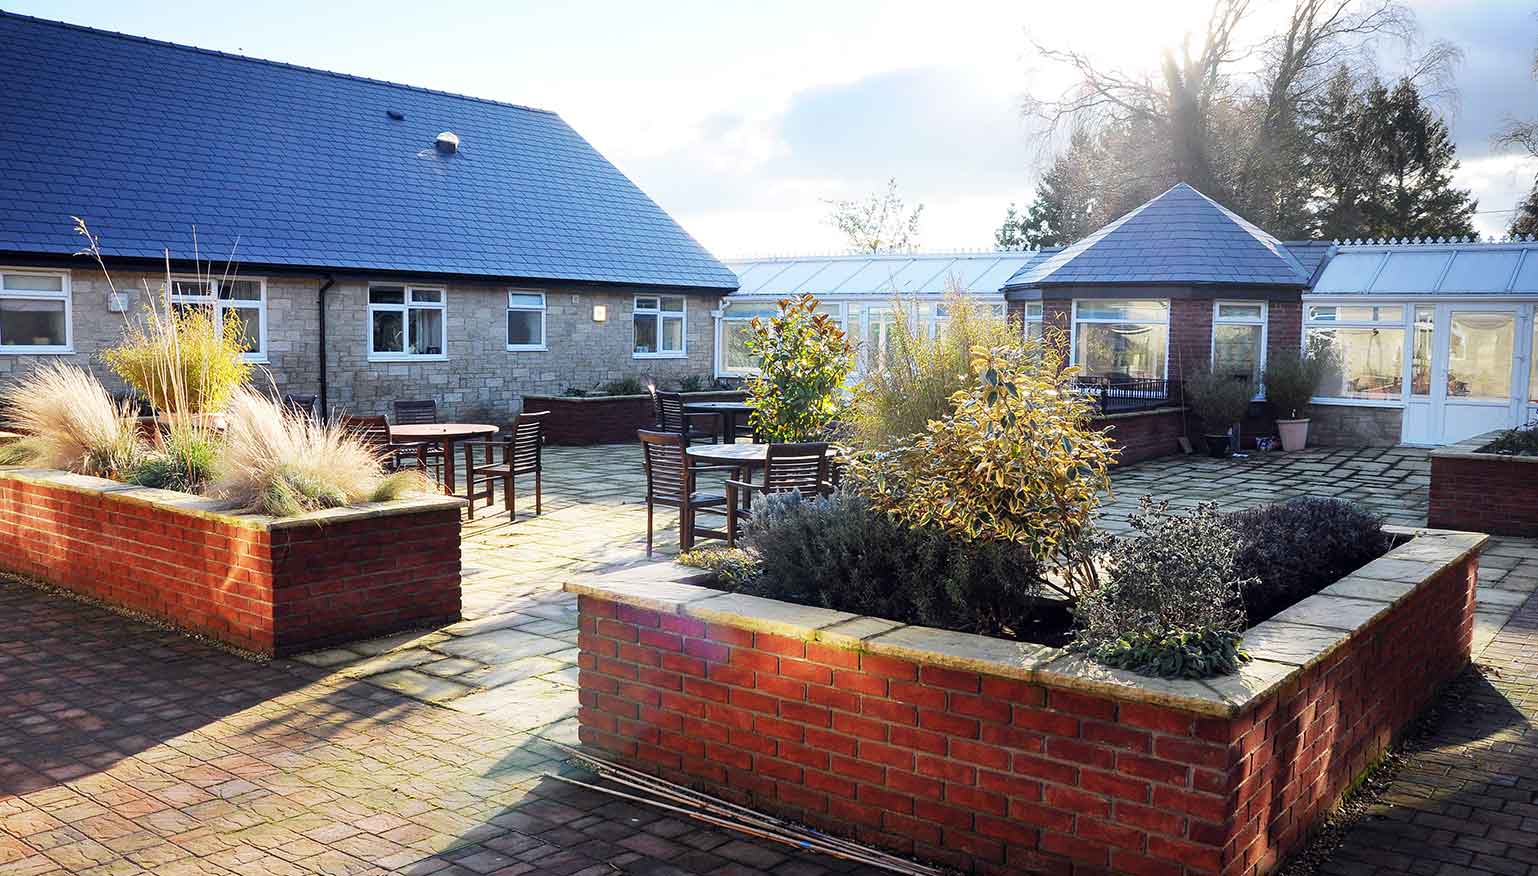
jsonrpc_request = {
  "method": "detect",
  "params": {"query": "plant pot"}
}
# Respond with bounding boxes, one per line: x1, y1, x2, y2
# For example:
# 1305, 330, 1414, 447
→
1276, 418, 1310, 453
1204, 434, 1232, 458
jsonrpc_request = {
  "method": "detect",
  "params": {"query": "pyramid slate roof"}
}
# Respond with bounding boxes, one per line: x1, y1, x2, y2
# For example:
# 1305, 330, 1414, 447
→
0, 12, 738, 291
1002, 184, 1311, 291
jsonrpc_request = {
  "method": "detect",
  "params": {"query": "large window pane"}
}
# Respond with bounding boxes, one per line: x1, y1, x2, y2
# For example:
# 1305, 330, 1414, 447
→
507, 310, 542, 347
0, 298, 66, 347
1310, 327, 1404, 399
226, 306, 261, 355
1447, 311, 1514, 399
373, 310, 404, 353
633, 314, 658, 353
724, 322, 756, 370
1076, 323, 1168, 380
408, 307, 443, 355
1213, 324, 1262, 386
661, 315, 684, 352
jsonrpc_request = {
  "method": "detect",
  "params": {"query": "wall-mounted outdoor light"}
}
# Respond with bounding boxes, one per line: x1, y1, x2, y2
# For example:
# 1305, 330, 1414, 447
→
592, 304, 608, 323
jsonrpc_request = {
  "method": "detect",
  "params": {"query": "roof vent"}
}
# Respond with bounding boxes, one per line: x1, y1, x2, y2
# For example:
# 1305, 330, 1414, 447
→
387, 109, 405, 121
434, 131, 460, 154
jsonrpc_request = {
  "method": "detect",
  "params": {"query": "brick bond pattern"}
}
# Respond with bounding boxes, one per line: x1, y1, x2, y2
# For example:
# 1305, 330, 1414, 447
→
1429, 453, 1538, 537
574, 555, 1475, 876
0, 473, 461, 656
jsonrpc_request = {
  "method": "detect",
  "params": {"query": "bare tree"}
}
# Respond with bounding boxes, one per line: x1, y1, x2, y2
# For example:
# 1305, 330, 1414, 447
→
824, 178, 924, 254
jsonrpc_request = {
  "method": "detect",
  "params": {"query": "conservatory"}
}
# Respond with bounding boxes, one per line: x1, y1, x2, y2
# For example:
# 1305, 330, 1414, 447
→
1306, 241, 1538, 446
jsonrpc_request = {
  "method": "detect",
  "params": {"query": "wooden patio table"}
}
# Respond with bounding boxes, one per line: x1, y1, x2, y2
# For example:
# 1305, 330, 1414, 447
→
389, 423, 498, 502
682, 401, 755, 444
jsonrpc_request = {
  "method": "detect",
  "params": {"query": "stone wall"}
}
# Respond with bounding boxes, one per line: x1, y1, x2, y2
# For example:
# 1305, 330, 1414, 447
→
0, 467, 464, 655
570, 531, 1483, 876
0, 266, 720, 423
1307, 404, 1402, 446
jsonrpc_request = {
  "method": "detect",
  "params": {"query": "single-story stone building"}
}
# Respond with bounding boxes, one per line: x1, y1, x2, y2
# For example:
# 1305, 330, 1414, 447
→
0, 12, 737, 421
728, 184, 1538, 448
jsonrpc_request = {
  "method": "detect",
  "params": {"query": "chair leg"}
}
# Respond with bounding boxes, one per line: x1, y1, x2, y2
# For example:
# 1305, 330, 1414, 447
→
726, 482, 737, 547
646, 502, 654, 557
680, 506, 692, 553
535, 467, 542, 515
506, 473, 516, 519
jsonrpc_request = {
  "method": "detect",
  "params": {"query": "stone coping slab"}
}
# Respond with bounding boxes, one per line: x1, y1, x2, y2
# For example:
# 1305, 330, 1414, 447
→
1431, 429, 1538, 464
566, 529, 1486, 718
0, 466, 467, 531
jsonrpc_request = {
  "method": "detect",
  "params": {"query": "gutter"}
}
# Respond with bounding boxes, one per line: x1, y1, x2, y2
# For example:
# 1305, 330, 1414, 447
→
317, 274, 335, 417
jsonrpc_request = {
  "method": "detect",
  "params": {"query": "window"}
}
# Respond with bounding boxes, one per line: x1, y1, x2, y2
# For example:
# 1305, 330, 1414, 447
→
370, 285, 445, 359
1305, 303, 1405, 401
634, 295, 686, 357
1447, 311, 1515, 400
170, 277, 266, 361
0, 269, 71, 353
1212, 301, 1266, 395
506, 291, 546, 351
1072, 299, 1169, 381
1022, 302, 1044, 341
1411, 305, 1434, 396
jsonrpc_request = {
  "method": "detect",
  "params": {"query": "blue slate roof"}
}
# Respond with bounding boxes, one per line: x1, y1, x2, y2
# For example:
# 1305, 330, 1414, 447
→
0, 12, 738, 291
1002, 183, 1311, 290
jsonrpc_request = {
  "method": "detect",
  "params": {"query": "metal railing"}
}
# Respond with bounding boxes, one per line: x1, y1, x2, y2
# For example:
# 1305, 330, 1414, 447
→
1072, 376, 1177, 415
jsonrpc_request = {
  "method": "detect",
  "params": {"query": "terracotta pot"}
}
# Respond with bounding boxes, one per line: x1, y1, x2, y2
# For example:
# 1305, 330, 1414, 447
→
1276, 418, 1310, 452
1204, 434, 1232, 458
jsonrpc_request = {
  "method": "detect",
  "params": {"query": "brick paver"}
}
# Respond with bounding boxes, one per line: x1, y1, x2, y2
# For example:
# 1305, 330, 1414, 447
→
0, 579, 883, 875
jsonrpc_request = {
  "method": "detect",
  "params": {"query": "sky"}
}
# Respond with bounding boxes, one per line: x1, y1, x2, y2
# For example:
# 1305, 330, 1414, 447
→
12, 0, 1538, 256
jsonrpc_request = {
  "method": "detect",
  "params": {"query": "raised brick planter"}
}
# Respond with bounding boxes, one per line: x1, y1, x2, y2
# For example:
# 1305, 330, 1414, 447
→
1429, 431, 1538, 536
0, 467, 465, 656
1094, 407, 1186, 466
568, 530, 1484, 876
523, 390, 747, 445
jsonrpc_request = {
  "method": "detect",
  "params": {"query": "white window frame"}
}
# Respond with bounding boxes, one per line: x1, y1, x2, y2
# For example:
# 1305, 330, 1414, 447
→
1022, 302, 1044, 340
505, 290, 547, 352
170, 275, 268, 363
1211, 300, 1268, 399
633, 294, 688, 359
1302, 300, 1409, 407
0, 267, 72, 354
1069, 299, 1171, 381
368, 283, 448, 362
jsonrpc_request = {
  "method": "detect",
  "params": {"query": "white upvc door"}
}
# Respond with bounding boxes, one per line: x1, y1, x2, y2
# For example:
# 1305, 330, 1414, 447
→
1405, 303, 1528, 445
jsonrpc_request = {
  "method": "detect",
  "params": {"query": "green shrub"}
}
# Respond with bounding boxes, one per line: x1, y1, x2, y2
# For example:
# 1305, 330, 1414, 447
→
1226, 497, 1390, 625
601, 376, 645, 396
678, 546, 762, 589
676, 374, 711, 393
846, 289, 1021, 450
745, 294, 855, 442
1262, 341, 1331, 420
1072, 499, 1252, 679
125, 425, 221, 493
850, 343, 1114, 592
737, 490, 1045, 638
1183, 368, 1253, 433
103, 298, 253, 414
1482, 423, 1538, 456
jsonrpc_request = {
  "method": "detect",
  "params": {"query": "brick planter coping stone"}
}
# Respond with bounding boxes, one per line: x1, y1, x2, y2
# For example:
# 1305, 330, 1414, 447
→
1429, 430, 1538, 536
567, 526, 1484, 876
0, 465, 466, 656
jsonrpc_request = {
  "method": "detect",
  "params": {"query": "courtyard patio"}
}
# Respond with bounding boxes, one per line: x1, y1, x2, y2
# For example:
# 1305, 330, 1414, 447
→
6, 444, 1538, 875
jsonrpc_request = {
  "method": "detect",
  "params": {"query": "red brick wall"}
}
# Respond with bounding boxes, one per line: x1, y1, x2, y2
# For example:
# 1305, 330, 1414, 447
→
0, 474, 461, 655
1430, 454, 1538, 536
576, 551, 1476, 876
1267, 301, 1301, 363
1168, 299, 1214, 386
524, 391, 747, 446
1094, 408, 1186, 466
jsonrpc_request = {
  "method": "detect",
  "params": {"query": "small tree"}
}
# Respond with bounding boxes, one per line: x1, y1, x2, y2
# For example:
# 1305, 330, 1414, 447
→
824, 178, 923, 254
745, 294, 854, 443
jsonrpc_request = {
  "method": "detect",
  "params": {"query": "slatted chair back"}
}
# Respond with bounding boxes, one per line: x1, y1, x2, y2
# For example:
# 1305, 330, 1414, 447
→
654, 391, 692, 434
283, 394, 318, 418
763, 442, 831, 496
393, 399, 437, 425
638, 429, 690, 504
338, 414, 392, 455
506, 411, 546, 474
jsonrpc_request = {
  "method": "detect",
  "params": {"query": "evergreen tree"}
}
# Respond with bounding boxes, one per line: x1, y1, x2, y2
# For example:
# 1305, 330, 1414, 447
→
1357, 79, 1477, 239
1511, 183, 1538, 237
1307, 68, 1372, 240
996, 127, 1102, 248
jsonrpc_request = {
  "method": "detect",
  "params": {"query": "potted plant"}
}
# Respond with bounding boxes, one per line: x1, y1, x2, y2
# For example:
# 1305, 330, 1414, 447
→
1262, 343, 1329, 452
1184, 368, 1253, 458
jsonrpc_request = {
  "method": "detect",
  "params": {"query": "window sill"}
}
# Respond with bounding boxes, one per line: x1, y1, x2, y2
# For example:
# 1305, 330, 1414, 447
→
506, 345, 548, 353
0, 347, 74, 355
368, 354, 449, 363
633, 352, 689, 360
1309, 397, 1405, 408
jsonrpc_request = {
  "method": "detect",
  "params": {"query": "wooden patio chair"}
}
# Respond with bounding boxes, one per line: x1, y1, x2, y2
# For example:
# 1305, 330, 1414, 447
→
638, 429, 734, 556
282, 394, 317, 419
466, 412, 547, 520
337, 414, 399, 471
725, 442, 834, 546
652, 389, 720, 444
390, 399, 444, 481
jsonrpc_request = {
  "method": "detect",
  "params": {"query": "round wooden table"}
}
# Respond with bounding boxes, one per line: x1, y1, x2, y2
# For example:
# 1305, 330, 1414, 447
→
389, 423, 497, 499
682, 401, 755, 444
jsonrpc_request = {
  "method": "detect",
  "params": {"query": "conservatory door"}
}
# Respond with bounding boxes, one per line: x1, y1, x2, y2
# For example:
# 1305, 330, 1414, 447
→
1405, 304, 1525, 445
